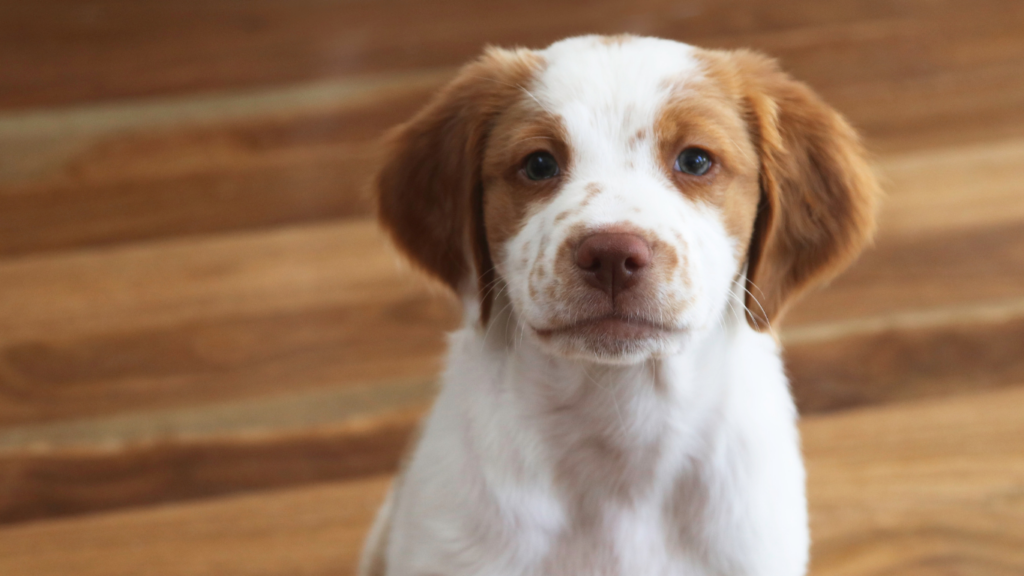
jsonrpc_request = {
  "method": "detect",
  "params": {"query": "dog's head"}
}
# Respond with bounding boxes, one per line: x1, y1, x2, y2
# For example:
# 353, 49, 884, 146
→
377, 36, 879, 363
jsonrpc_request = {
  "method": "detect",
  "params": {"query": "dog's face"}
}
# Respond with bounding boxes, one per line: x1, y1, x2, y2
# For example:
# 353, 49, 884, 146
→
378, 36, 878, 364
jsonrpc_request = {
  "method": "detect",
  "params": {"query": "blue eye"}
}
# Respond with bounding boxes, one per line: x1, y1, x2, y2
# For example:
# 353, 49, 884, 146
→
674, 147, 713, 176
523, 151, 560, 180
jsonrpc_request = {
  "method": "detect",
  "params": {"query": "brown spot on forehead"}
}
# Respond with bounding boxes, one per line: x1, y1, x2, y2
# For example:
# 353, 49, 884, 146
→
627, 128, 650, 150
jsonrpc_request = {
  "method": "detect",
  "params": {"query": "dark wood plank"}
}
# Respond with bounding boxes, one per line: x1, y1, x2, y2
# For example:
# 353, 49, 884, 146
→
788, 314, 1024, 414
4, 0, 1024, 110
0, 410, 419, 525
0, 293, 454, 427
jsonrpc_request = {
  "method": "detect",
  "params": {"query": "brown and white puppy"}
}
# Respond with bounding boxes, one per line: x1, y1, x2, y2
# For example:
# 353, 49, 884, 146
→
361, 35, 879, 576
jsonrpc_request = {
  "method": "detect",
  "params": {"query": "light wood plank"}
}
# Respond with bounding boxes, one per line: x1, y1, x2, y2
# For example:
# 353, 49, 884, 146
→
0, 475, 392, 576
804, 387, 1024, 575
0, 220, 434, 347
876, 138, 1024, 240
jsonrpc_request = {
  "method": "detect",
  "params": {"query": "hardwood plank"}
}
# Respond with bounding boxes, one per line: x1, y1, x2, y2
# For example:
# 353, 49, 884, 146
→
803, 386, 1024, 575
0, 290, 452, 427
0, 386, 1020, 576
0, 409, 419, 525
0, 152, 376, 256
0, 74, 437, 256
875, 138, 1024, 239
0, 220, 434, 347
786, 220, 1024, 328
0, 379, 431, 453
788, 313, 1024, 414
4, 0, 1024, 110
0, 474, 392, 576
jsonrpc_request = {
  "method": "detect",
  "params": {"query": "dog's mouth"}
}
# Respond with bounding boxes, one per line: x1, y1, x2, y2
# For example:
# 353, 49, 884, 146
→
533, 315, 680, 341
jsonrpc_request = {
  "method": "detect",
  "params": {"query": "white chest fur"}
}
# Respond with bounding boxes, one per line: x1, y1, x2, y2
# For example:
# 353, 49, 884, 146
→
376, 305, 809, 576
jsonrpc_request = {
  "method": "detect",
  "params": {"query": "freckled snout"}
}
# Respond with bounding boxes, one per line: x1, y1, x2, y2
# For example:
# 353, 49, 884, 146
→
575, 233, 652, 299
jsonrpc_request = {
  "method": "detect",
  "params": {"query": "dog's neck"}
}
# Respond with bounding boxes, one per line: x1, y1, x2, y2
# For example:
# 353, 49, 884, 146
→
452, 289, 766, 509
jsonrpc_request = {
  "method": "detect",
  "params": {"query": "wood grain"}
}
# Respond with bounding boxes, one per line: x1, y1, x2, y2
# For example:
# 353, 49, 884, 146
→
0, 410, 419, 525
786, 220, 1024, 328
0, 77, 439, 256
2, 0, 1023, 544
3, 0, 1023, 111
0, 474, 393, 576
0, 386, 1020, 576
788, 314, 1024, 414
0, 294, 451, 427
1, 2, 1024, 257
2, 299, 1021, 524
0, 220, 432, 347
0, 217, 1020, 429
803, 387, 1024, 575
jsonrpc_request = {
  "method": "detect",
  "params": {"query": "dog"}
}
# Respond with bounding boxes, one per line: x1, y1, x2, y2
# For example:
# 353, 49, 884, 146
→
360, 35, 879, 576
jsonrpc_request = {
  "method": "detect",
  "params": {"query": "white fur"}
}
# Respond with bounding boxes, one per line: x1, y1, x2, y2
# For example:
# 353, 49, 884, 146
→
363, 36, 809, 576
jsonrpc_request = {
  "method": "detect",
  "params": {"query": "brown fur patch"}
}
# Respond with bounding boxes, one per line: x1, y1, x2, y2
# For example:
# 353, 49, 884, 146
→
481, 105, 572, 271
696, 49, 881, 330
627, 127, 649, 150
654, 69, 761, 216
376, 47, 545, 324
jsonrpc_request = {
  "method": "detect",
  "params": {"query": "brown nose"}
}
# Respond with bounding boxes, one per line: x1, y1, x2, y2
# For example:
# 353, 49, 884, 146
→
575, 233, 652, 298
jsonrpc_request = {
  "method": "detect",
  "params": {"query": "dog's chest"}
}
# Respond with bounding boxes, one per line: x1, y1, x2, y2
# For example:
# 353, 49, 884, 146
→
525, 500, 710, 576
504, 424, 718, 575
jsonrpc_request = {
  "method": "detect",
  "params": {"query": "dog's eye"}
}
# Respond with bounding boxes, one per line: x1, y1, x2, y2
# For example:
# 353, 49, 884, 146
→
674, 147, 713, 176
523, 151, 560, 181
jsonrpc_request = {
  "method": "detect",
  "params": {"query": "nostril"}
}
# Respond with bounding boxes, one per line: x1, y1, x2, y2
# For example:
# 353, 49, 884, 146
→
623, 257, 640, 272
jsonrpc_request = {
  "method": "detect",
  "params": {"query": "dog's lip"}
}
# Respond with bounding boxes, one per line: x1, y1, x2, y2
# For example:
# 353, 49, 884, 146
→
532, 315, 681, 338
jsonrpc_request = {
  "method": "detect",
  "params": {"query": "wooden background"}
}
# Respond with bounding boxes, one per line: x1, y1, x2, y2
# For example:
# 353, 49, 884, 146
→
1, 0, 1023, 574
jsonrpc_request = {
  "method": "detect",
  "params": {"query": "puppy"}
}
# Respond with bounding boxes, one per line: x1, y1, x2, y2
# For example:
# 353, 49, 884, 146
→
360, 35, 879, 576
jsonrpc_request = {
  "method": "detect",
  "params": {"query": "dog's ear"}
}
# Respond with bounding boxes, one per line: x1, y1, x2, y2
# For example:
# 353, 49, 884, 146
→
733, 51, 880, 331
376, 47, 540, 324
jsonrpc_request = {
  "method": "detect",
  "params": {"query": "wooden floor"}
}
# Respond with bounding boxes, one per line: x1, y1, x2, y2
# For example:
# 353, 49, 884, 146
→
1, 0, 1023, 574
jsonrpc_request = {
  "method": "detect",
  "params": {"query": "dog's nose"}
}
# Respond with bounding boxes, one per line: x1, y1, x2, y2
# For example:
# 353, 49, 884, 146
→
575, 233, 652, 297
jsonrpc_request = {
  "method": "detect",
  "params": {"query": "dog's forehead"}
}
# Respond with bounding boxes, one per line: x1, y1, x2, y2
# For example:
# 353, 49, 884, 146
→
533, 36, 704, 133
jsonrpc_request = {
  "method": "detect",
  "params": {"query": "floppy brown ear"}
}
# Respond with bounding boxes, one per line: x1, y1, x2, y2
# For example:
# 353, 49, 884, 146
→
735, 51, 881, 331
376, 47, 540, 324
